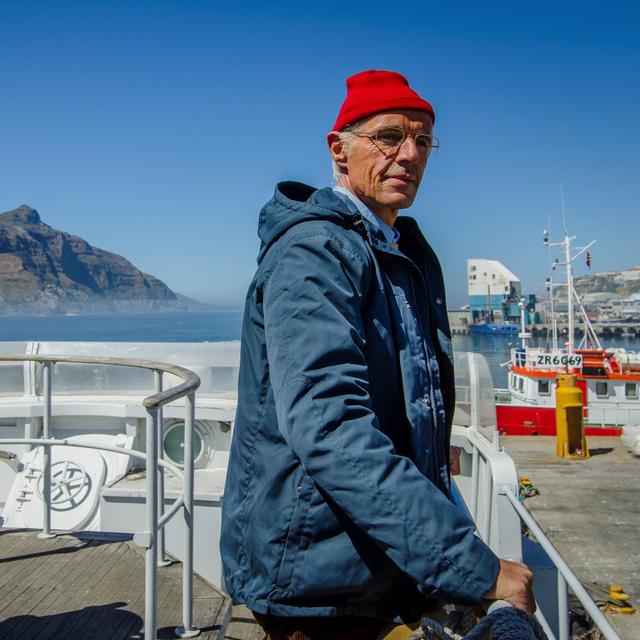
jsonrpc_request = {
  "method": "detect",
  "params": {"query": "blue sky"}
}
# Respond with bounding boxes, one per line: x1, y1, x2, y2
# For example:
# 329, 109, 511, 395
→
1, 1, 638, 307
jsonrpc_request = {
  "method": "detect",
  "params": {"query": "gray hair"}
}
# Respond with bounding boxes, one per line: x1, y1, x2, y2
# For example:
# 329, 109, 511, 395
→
331, 120, 366, 183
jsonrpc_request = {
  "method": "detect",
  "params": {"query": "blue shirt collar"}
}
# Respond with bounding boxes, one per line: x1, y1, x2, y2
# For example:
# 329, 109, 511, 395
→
332, 186, 401, 245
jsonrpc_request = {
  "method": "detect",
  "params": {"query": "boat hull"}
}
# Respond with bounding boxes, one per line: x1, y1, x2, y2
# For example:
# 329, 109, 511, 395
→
496, 403, 624, 436
469, 323, 520, 335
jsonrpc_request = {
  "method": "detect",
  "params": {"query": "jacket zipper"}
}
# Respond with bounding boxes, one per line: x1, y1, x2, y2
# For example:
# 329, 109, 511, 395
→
409, 275, 444, 489
352, 215, 447, 490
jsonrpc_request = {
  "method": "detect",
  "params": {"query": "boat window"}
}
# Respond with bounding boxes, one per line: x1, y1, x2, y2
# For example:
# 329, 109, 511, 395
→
163, 422, 204, 467
518, 376, 524, 392
538, 379, 550, 395
625, 382, 638, 400
595, 382, 608, 398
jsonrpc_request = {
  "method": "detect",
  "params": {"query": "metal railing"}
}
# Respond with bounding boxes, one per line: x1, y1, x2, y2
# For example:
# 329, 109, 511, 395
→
0, 354, 202, 639
503, 489, 621, 640
454, 425, 621, 640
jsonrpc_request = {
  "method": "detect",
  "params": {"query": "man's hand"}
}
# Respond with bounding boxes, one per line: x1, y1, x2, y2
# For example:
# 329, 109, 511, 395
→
483, 559, 536, 613
449, 446, 461, 475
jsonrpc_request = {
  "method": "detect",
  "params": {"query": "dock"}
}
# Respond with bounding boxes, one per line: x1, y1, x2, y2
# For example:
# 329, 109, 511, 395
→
502, 435, 639, 640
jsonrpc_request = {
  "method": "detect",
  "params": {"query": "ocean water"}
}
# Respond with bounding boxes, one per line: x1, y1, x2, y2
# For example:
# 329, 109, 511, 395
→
0, 312, 636, 388
0, 311, 244, 343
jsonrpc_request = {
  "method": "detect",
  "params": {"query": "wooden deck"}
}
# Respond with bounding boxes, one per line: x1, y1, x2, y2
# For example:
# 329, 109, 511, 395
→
0, 529, 232, 639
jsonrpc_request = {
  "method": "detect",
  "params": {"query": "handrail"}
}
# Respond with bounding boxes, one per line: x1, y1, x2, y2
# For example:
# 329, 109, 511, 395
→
0, 437, 184, 477
503, 489, 621, 640
0, 353, 200, 410
0, 353, 202, 639
456, 426, 621, 640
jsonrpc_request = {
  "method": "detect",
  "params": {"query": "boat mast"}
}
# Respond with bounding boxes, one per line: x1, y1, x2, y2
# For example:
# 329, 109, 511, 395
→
564, 232, 575, 354
519, 297, 531, 349
545, 227, 597, 354
545, 211, 559, 350
545, 269, 558, 351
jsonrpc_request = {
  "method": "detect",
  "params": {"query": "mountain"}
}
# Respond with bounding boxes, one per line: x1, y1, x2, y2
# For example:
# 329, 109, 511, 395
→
0, 205, 201, 315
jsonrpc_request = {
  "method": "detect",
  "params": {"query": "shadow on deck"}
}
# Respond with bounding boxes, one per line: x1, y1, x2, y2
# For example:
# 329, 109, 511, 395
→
0, 528, 230, 639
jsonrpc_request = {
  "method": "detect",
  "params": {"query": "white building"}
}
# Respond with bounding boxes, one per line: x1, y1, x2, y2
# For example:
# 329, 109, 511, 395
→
611, 293, 640, 317
594, 267, 640, 282
467, 259, 521, 321
618, 269, 640, 282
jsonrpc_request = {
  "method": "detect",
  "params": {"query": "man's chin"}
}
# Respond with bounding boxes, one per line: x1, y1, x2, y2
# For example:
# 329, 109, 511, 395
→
381, 192, 417, 210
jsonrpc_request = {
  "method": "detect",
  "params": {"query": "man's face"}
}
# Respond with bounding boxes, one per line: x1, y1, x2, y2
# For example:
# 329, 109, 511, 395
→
329, 110, 433, 217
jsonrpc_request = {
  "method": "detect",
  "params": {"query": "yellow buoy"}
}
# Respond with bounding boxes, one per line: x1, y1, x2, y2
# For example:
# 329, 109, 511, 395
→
555, 374, 589, 459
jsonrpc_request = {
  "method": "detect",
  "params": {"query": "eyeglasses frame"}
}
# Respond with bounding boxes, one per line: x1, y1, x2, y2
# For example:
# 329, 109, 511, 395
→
350, 126, 439, 159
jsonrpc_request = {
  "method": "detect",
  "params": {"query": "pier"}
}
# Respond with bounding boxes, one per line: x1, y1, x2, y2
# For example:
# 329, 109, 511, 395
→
502, 436, 639, 640
526, 322, 640, 339
447, 312, 640, 339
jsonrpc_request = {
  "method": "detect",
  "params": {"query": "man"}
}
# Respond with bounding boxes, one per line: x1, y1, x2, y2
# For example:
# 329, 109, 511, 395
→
221, 70, 534, 640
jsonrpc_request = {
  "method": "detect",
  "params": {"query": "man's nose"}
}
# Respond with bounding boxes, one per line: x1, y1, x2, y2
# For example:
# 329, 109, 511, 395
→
396, 136, 420, 163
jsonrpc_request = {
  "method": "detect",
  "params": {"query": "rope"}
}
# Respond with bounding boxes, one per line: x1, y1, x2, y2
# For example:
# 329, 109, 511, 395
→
582, 582, 636, 615
568, 581, 634, 639
415, 606, 548, 640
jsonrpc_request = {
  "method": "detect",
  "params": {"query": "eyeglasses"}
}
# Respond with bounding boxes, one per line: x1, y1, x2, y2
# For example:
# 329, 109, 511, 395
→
352, 127, 439, 158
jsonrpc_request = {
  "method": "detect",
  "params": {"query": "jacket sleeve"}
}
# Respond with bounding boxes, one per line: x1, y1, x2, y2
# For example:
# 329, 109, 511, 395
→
263, 228, 500, 602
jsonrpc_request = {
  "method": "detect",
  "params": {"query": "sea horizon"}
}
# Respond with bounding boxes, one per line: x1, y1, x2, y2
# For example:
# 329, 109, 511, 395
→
0, 311, 638, 389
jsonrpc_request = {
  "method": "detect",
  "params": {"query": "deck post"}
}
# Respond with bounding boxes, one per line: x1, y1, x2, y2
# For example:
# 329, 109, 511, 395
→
154, 370, 171, 567
471, 445, 479, 520
557, 573, 570, 640
144, 409, 159, 640
38, 361, 55, 540
176, 391, 200, 637
481, 462, 493, 542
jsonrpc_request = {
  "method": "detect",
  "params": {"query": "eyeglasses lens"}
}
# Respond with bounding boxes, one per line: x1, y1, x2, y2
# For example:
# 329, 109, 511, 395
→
372, 128, 437, 157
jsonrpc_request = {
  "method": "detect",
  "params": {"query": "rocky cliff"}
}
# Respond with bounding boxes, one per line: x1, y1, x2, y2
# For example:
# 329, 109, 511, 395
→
0, 205, 196, 315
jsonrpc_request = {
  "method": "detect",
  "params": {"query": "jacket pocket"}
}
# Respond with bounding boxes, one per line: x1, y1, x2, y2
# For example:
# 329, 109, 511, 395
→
275, 470, 311, 590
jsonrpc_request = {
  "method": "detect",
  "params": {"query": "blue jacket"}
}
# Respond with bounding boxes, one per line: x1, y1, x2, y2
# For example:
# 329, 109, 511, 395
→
221, 182, 499, 621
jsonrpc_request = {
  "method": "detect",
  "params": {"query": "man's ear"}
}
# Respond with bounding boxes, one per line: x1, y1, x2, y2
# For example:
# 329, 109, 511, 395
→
327, 132, 349, 171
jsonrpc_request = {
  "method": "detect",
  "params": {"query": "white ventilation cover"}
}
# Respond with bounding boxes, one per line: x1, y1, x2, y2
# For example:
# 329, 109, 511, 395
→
2, 433, 133, 531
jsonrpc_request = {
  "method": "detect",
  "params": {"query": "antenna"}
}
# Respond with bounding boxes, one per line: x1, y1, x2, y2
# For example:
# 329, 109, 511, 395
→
545, 215, 554, 348
560, 183, 568, 235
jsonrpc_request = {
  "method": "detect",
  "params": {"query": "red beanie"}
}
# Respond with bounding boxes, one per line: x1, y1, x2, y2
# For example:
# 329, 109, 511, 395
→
332, 70, 435, 132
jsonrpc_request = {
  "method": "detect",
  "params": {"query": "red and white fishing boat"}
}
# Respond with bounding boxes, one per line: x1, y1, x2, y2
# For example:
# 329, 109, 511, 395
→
495, 229, 640, 436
